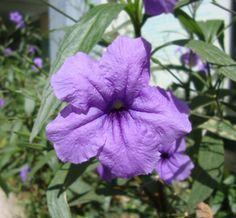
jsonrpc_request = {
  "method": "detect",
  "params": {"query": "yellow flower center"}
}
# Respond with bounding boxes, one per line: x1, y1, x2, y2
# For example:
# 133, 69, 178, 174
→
112, 100, 124, 110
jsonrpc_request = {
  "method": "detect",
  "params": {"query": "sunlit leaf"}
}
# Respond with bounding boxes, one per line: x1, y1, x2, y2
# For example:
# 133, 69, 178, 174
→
198, 118, 236, 141
186, 137, 224, 212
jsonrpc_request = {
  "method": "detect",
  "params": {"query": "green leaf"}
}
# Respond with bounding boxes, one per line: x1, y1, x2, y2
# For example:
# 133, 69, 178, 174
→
198, 117, 236, 141
24, 97, 35, 116
30, 3, 124, 142
186, 136, 224, 212
211, 190, 224, 214
228, 188, 236, 214
221, 101, 236, 112
47, 162, 90, 218
174, 9, 205, 40
185, 40, 236, 82
190, 95, 214, 110
47, 164, 72, 218
28, 150, 55, 178
0, 176, 9, 195
197, 20, 224, 47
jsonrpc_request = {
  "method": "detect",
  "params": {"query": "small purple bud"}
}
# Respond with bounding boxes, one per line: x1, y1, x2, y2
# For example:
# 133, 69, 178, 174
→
4, 48, 12, 57
180, 50, 199, 67
0, 98, 5, 108
28, 44, 35, 55
19, 165, 30, 183
32, 57, 43, 72
178, 48, 207, 73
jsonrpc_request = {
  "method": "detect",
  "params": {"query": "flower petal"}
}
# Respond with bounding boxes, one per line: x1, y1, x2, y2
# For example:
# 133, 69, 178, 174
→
130, 86, 192, 144
174, 138, 186, 153
96, 164, 115, 182
46, 105, 106, 163
98, 111, 159, 178
156, 159, 174, 183
99, 36, 151, 105
144, 0, 176, 16
170, 153, 194, 181
156, 153, 194, 183
51, 52, 108, 113
159, 137, 187, 154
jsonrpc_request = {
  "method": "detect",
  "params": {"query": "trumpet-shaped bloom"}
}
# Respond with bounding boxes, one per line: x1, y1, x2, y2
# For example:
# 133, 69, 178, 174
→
9, 11, 24, 29
46, 36, 191, 178
143, 0, 177, 16
156, 138, 194, 183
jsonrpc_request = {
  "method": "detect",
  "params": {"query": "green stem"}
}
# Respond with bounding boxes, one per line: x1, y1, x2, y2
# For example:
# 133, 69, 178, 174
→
125, 0, 141, 37
40, 0, 77, 23
212, 1, 236, 16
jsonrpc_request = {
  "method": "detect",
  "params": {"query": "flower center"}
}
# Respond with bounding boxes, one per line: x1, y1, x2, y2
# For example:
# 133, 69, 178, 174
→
160, 152, 170, 159
110, 100, 125, 112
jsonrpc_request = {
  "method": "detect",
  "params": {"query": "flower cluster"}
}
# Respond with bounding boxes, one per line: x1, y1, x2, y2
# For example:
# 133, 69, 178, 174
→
9, 11, 24, 29
3, 11, 43, 73
46, 36, 193, 183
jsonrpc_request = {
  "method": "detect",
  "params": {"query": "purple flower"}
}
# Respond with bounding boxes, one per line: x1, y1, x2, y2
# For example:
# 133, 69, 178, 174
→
156, 138, 194, 184
19, 165, 30, 183
32, 57, 43, 72
46, 36, 191, 178
4, 48, 12, 57
0, 98, 5, 108
28, 44, 36, 55
9, 11, 24, 29
143, 0, 177, 16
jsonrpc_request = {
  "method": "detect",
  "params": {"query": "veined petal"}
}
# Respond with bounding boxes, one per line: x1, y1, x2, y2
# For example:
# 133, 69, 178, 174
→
174, 138, 186, 153
156, 153, 194, 183
130, 86, 191, 144
99, 36, 151, 105
98, 112, 159, 178
156, 159, 174, 183
51, 52, 108, 113
159, 138, 187, 154
46, 105, 106, 164
169, 153, 194, 181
